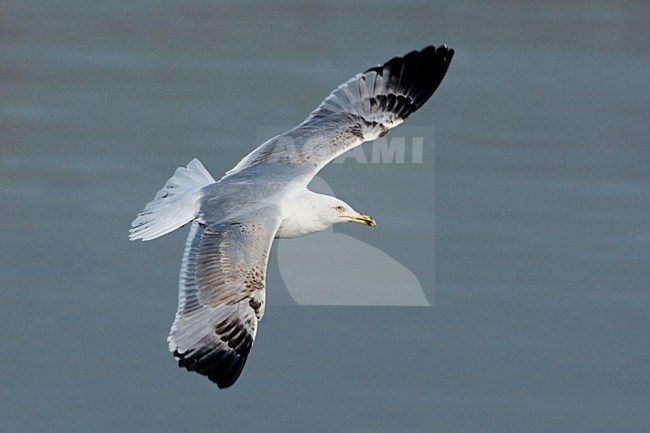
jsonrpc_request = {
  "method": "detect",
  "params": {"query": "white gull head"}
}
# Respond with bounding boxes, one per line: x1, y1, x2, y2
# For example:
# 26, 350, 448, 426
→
275, 190, 376, 238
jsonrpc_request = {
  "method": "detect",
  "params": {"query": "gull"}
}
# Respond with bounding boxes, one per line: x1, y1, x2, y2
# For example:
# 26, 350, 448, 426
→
130, 45, 454, 388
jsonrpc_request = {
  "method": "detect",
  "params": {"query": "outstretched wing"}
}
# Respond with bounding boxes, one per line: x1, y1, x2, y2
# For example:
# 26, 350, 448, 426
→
168, 211, 281, 388
225, 45, 454, 181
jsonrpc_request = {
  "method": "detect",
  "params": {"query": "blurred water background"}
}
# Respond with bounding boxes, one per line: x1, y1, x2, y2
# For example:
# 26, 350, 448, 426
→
1, 1, 649, 432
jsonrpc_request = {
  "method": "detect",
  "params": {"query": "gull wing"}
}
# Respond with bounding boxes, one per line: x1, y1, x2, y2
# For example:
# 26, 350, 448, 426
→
167, 210, 281, 388
224, 45, 454, 182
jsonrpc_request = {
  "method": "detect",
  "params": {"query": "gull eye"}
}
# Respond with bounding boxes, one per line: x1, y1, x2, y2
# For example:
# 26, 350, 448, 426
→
334, 205, 345, 212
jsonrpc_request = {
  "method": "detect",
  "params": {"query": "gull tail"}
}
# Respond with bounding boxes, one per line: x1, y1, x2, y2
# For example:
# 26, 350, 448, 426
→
129, 158, 215, 241
308, 45, 454, 139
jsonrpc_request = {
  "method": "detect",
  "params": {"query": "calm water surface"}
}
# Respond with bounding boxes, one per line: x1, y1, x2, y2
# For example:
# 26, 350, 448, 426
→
1, 1, 649, 432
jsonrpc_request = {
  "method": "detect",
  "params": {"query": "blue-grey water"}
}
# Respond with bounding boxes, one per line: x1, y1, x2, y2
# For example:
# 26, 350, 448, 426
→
1, 1, 649, 432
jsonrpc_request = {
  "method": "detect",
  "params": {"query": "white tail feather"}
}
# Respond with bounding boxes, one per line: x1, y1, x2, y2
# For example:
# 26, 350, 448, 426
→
129, 159, 215, 241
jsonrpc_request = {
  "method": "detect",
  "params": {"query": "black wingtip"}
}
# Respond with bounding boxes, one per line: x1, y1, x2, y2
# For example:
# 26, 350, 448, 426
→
365, 44, 454, 75
173, 339, 251, 389
362, 44, 454, 120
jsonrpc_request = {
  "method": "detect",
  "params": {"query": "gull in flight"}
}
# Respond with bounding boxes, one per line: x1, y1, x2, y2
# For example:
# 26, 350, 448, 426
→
130, 45, 454, 388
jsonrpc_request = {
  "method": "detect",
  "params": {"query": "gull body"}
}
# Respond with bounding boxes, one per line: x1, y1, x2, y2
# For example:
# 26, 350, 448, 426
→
130, 45, 454, 388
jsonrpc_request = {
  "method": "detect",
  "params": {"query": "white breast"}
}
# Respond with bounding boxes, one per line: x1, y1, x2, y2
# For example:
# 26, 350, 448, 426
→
275, 211, 330, 238
275, 191, 332, 238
